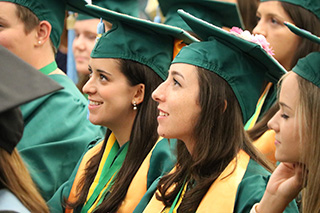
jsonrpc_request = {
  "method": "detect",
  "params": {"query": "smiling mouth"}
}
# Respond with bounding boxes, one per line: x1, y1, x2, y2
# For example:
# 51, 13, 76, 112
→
159, 111, 169, 116
89, 100, 103, 106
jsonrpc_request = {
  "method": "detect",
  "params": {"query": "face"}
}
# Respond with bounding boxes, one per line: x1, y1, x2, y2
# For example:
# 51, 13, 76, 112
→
253, 1, 301, 70
83, 58, 139, 129
73, 19, 100, 75
152, 63, 201, 153
0, 2, 37, 65
268, 72, 301, 163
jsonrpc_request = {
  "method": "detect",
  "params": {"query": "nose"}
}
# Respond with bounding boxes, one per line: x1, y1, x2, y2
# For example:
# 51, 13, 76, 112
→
152, 81, 166, 103
267, 109, 280, 132
82, 76, 96, 95
252, 19, 267, 37
73, 34, 86, 51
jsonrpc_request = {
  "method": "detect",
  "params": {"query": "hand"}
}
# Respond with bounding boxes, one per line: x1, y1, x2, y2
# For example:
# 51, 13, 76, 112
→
256, 162, 305, 213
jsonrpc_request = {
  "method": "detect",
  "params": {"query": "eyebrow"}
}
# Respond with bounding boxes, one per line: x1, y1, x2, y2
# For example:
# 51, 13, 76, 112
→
88, 65, 112, 76
171, 70, 185, 79
279, 102, 292, 110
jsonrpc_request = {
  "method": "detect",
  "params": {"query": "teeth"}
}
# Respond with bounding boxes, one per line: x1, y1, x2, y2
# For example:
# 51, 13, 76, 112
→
159, 111, 168, 116
90, 101, 102, 105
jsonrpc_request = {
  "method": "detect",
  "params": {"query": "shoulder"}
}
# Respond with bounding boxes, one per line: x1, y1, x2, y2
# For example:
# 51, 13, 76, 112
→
0, 189, 30, 213
234, 159, 270, 212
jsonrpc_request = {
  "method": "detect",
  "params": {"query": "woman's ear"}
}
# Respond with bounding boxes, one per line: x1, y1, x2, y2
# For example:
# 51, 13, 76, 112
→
35, 20, 51, 46
132, 83, 145, 105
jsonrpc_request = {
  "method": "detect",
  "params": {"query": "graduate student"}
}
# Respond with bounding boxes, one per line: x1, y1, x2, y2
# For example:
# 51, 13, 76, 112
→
0, 45, 62, 212
0, 0, 105, 200
143, 10, 298, 212
73, 0, 139, 94
47, 5, 197, 213
250, 28, 320, 213
247, 0, 320, 164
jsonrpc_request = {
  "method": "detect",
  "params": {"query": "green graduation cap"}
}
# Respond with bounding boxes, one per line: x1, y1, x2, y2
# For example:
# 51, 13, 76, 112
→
0, 0, 102, 50
173, 9, 287, 123
260, 0, 320, 20
292, 52, 320, 88
284, 22, 320, 45
158, 0, 244, 31
85, 4, 199, 80
0, 45, 62, 154
77, 0, 139, 21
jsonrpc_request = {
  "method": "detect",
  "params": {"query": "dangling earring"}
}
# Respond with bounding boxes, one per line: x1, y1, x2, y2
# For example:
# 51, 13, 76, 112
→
133, 101, 137, 110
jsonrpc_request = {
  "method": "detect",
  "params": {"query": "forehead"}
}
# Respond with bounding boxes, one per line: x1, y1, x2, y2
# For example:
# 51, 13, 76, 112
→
279, 72, 299, 108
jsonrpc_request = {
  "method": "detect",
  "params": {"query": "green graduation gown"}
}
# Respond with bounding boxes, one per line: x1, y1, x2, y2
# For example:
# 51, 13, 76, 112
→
18, 74, 105, 201
47, 137, 177, 213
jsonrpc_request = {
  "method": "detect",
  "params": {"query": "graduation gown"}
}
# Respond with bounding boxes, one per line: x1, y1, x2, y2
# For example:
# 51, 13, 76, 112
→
18, 74, 105, 201
143, 157, 298, 212
47, 137, 176, 213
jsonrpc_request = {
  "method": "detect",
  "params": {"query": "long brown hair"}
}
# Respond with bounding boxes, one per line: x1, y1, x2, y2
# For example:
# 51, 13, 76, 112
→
156, 67, 273, 212
0, 148, 49, 212
281, 2, 320, 70
66, 59, 163, 212
296, 74, 320, 212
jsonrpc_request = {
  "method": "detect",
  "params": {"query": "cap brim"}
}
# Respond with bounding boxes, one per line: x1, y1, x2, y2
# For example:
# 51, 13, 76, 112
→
0, 46, 63, 113
178, 9, 287, 82
159, 0, 244, 28
285, 22, 320, 45
85, 4, 199, 44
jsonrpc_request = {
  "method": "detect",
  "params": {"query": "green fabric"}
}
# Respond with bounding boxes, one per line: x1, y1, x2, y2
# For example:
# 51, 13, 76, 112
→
158, 0, 244, 31
86, 4, 198, 80
77, 0, 139, 20
285, 22, 320, 45
18, 74, 105, 201
81, 141, 128, 213
39, 61, 58, 75
293, 51, 320, 88
47, 138, 177, 213
234, 159, 299, 212
172, 10, 286, 124
1, 0, 100, 49
260, 0, 320, 20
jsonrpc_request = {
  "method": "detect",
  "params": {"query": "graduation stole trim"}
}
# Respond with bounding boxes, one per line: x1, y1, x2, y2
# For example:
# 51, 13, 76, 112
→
81, 133, 129, 213
147, 150, 250, 212
39, 61, 58, 75
244, 82, 272, 130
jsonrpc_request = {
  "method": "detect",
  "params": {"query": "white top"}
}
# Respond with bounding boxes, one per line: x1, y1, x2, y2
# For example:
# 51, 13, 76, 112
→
0, 189, 30, 213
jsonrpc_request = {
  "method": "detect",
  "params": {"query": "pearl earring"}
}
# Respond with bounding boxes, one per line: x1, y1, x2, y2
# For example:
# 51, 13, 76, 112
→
38, 41, 42, 44
133, 102, 137, 110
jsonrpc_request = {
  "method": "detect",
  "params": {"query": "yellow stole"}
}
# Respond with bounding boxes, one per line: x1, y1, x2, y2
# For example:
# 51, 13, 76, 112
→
144, 150, 250, 212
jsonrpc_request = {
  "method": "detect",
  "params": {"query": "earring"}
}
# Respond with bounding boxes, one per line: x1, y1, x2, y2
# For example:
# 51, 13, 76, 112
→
38, 41, 42, 44
133, 101, 137, 110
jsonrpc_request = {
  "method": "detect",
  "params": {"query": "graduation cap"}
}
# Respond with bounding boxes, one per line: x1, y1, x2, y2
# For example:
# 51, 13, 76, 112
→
85, 4, 199, 80
1, 0, 103, 50
158, 0, 244, 31
77, 0, 139, 21
260, 0, 320, 20
284, 22, 320, 45
0, 45, 62, 154
172, 10, 287, 123
292, 52, 320, 88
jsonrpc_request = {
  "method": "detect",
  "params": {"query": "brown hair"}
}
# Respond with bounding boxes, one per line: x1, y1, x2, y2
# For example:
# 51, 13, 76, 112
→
295, 74, 320, 212
0, 148, 49, 212
66, 59, 163, 212
238, 0, 259, 32
281, 2, 320, 70
14, 4, 57, 53
156, 67, 273, 212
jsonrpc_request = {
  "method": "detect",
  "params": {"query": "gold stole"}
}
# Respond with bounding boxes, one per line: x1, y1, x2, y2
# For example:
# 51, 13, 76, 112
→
144, 150, 250, 212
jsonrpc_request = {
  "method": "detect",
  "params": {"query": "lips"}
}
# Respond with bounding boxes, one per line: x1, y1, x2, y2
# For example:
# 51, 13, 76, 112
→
88, 99, 103, 107
158, 108, 169, 117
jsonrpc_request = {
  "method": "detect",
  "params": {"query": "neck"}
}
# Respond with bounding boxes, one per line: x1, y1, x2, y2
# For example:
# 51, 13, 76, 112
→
182, 137, 195, 156
32, 44, 56, 70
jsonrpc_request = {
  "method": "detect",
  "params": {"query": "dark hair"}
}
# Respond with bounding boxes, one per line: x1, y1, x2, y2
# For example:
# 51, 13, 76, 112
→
281, 2, 320, 70
238, 0, 259, 32
66, 59, 163, 212
156, 67, 273, 212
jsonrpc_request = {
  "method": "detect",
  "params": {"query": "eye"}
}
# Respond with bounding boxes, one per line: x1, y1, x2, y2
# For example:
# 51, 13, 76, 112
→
88, 67, 93, 78
173, 78, 181, 87
281, 114, 289, 119
270, 17, 280, 26
256, 15, 261, 23
99, 74, 108, 81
